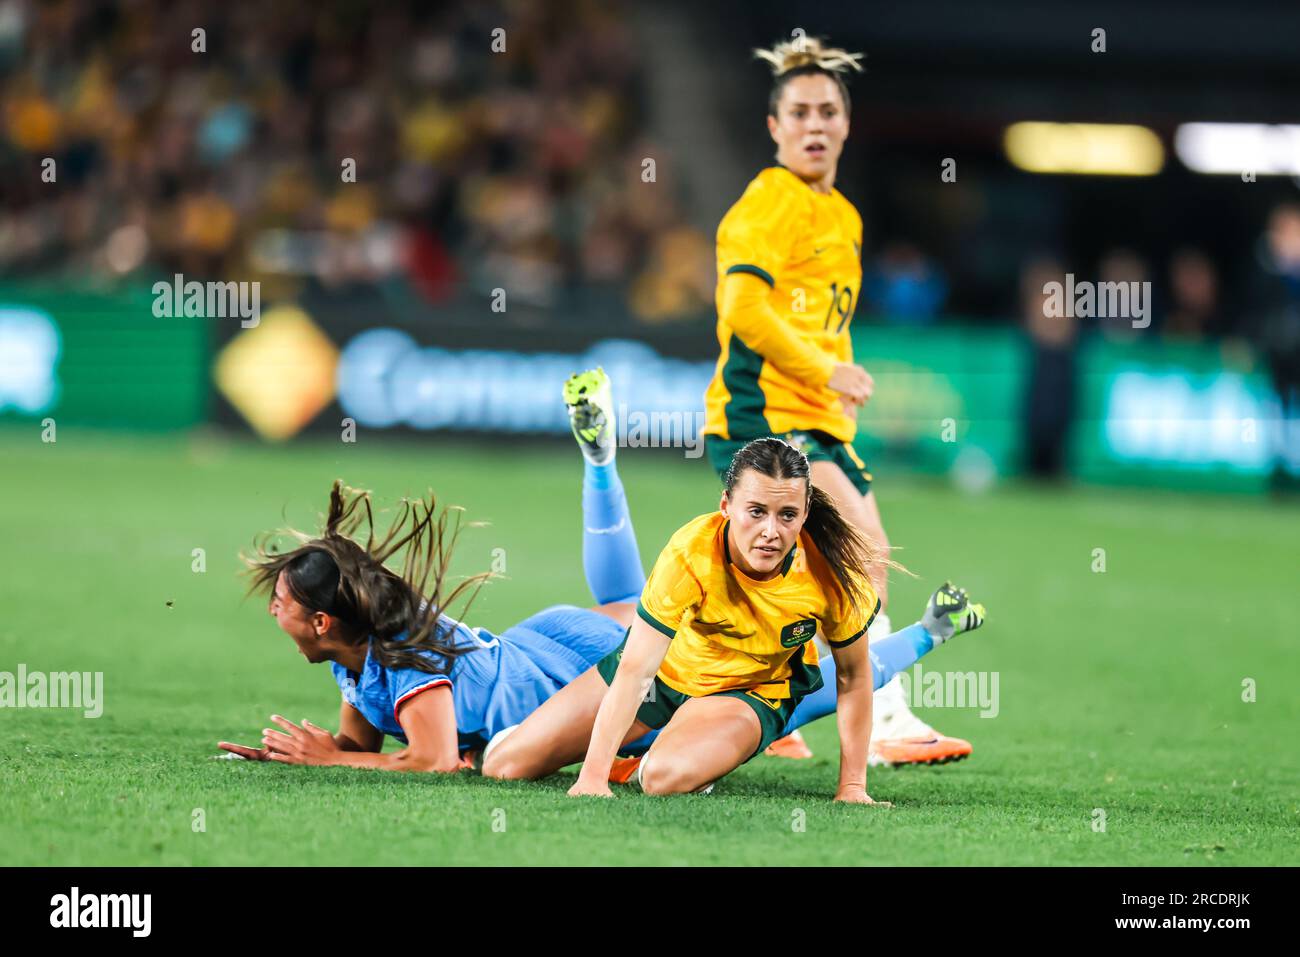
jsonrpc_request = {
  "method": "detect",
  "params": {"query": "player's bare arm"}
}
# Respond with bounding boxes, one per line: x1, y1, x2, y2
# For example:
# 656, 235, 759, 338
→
569, 619, 670, 797
260, 686, 462, 772
828, 635, 889, 807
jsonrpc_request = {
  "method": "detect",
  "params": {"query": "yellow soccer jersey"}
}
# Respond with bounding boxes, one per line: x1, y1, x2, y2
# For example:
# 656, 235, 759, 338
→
703, 165, 864, 443
636, 512, 880, 699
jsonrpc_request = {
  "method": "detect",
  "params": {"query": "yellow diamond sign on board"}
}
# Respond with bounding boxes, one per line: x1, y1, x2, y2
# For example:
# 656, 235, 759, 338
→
214, 305, 338, 440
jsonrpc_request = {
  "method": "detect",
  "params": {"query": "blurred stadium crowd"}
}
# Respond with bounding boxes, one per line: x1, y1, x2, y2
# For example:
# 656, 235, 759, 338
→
0, 0, 713, 320
3, 0, 1298, 341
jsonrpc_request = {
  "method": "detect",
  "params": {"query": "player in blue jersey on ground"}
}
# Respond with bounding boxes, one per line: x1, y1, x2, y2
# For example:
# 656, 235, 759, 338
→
217, 369, 984, 778
218, 477, 645, 773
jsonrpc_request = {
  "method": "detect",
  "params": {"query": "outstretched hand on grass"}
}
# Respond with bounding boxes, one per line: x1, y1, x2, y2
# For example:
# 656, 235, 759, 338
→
217, 715, 341, 765
216, 740, 271, 760
258, 715, 342, 765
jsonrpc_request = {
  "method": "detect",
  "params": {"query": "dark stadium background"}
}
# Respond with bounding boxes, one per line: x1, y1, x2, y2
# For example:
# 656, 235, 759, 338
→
0, 0, 1296, 492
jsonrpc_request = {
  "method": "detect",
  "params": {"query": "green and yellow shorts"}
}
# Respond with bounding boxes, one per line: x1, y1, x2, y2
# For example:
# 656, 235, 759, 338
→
595, 635, 824, 759
705, 429, 873, 495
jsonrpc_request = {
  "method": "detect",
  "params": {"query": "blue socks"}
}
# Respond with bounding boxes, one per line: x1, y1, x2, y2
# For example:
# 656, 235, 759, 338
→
870, 622, 936, 682
782, 623, 936, 734
581, 460, 645, 606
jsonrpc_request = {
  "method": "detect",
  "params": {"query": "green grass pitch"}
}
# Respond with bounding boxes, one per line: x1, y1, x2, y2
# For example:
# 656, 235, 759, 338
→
1, 427, 1296, 866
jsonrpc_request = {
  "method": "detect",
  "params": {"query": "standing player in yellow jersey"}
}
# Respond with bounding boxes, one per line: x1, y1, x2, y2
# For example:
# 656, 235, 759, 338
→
702, 36, 971, 766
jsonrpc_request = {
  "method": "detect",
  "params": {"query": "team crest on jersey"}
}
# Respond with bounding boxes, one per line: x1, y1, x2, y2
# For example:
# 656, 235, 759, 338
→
779, 618, 817, 647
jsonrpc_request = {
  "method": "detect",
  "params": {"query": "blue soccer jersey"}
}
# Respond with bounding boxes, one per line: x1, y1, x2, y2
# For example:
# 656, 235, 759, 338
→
330, 604, 624, 750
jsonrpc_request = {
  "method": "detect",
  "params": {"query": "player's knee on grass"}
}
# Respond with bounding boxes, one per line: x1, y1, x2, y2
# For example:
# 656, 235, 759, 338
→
481, 752, 542, 781
481, 742, 538, 780
481, 727, 538, 780
638, 753, 711, 796
479, 750, 513, 779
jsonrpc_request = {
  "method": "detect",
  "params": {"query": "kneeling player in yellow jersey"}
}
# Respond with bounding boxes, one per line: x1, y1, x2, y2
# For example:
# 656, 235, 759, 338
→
583, 436, 885, 800
482, 374, 986, 798
702, 35, 970, 765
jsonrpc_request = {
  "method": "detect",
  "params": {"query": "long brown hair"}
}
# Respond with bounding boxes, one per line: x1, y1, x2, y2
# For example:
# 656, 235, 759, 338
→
723, 437, 891, 613
244, 481, 492, 675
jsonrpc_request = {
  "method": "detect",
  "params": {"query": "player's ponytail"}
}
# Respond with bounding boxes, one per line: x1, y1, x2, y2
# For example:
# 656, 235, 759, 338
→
723, 437, 889, 614
802, 484, 877, 614
244, 481, 493, 676
754, 36, 864, 117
